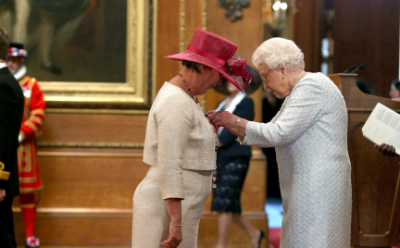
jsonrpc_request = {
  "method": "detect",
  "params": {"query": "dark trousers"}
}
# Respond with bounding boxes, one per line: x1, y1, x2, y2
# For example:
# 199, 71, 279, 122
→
0, 195, 17, 248
262, 147, 281, 199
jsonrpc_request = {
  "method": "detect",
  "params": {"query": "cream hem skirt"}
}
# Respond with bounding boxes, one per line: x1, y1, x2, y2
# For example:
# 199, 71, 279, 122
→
132, 166, 212, 248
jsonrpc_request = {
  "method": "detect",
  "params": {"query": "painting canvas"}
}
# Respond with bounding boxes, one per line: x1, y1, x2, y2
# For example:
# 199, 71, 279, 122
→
0, 0, 127, 83
0, 0, 156, 109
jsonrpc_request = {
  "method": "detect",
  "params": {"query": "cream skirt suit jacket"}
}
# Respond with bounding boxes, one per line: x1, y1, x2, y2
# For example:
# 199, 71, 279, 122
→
242, 73, 351, 248
132, 82, 216, 248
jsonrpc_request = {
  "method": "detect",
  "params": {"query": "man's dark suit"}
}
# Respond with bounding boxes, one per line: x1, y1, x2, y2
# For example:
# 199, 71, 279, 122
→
0, 66, 24, 248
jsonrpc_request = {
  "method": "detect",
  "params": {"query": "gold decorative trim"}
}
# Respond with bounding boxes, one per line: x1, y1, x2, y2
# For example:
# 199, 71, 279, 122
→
30, 116, 43, 124
0, 162, 10, 181
19, 186, 42, 193
44, 108, 150, 115
20, 203, 37, 208
31, 109, 45, 116
179, 0, 186, 53
38, 0, 157, 110
11, 208, 266, 218
37, 151, 144, 158
37, 142, 144, 149
25, 121, 39, 135
202, 0, 208, 30
19, 76, 30, 86
12, 207, 134, 215
201, 0, 208, 110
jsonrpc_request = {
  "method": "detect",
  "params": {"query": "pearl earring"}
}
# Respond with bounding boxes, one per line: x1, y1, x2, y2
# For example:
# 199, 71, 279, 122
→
283, 75, 286, 78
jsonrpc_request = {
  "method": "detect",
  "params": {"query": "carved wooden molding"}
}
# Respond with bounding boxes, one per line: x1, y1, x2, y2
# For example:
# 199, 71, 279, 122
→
217, 0, 250, 22
37, 141, 144, 149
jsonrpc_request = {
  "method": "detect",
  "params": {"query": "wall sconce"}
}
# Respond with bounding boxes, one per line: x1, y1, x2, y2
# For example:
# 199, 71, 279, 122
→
218, 0, 250, 22
262, 0, 288, 30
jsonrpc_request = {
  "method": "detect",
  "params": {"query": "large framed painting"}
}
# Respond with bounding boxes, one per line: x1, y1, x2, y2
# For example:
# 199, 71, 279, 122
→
0, 0, 157, 109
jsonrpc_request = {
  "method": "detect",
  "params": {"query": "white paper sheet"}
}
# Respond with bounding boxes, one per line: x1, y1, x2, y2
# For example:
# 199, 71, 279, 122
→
362, 103, 400, 155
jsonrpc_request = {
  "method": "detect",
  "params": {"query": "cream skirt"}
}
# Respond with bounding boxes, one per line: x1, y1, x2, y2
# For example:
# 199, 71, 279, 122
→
132, 166, 212, 248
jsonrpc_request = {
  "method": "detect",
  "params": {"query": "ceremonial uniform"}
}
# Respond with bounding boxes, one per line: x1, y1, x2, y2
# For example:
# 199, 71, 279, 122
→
18, 75, 45, 193
7, 42, 44, 248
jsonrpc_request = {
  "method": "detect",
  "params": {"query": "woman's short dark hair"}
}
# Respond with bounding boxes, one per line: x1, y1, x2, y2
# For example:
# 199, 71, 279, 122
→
0, 29, 9, 60
392, 79, 400, 91
182, 60, 210, 73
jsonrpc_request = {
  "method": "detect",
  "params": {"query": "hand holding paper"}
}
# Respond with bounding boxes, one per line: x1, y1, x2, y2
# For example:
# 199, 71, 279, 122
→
362, 103, 400, 155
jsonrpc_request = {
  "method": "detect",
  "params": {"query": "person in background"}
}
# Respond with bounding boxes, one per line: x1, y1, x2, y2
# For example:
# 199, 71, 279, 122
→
131, 29, 252, 248
0, 28, 25, 248
211, 65, 264, 248
390, 79, 400, 101
208, 37, 352, 247
262, 89, 284, 199
6, 42, 45, 248
375, 144, 396, 157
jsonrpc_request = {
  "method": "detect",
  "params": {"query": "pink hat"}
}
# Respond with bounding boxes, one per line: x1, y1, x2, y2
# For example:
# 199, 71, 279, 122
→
164, 29, 251, 92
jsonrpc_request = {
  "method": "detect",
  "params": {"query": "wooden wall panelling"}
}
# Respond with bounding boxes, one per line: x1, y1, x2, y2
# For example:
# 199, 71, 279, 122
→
12, 1, 269, 246
206, 0, 264, 121
37, 113, 148, 146
290, 0, 324, 73
334, 0, 400, 97
14, 150, 148, 209
156, 0, 180, 91
12, 151, 265, 211
13, 211, 133, 246
184, 1, 204, 45
13, 154, 267, 246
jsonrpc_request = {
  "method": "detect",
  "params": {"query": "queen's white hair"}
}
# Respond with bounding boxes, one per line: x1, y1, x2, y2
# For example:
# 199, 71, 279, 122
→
252, 37, 305, 72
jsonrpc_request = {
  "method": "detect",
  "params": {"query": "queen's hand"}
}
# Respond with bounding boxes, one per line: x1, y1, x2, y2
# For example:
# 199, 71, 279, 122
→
207, 111, 248, 138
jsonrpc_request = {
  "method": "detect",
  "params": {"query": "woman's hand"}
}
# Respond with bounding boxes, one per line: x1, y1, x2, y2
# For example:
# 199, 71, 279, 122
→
161, 222, 182, 248
375, 143, 396, 157
162, 198, 182, 247
0, 189, 5, 202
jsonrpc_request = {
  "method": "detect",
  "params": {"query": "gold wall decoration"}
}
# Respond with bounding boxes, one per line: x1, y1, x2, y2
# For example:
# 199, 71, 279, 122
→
202, 0, 208, 30
179, 0, 187, 53
218, 0, 250, 22
33, 0, 158, 110
201, 0, 208, 110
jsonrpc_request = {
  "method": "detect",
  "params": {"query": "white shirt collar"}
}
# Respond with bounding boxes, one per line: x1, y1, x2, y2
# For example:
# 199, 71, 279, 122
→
0, 62, 6, 69
216, 91, 247, 135
13, 65, 27, 80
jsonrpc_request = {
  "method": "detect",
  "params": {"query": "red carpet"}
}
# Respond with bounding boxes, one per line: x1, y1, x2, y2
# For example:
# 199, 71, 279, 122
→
268, 228, 281, 248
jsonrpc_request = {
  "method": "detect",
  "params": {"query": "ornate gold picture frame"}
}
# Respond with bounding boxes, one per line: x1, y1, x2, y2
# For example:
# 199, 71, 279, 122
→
37, 0, 157, 110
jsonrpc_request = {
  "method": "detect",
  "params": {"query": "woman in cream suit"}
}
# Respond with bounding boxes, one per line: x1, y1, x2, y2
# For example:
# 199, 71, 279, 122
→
131, 29, 252, 248
209, 38, 352, 248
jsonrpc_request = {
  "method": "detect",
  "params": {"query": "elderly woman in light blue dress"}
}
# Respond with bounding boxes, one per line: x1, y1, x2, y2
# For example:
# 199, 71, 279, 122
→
208, 37, 352, 247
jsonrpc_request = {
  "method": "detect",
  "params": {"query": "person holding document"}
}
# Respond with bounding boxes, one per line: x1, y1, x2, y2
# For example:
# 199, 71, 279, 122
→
376, 144, 397, 156
208, 37, 352, 247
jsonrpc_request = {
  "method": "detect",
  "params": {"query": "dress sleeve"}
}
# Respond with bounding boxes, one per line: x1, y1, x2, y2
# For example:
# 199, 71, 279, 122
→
244, 79, 325, 147
20, 80, 45, 141
156, 96, 193, 200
